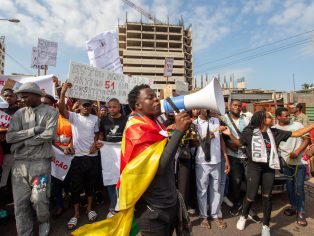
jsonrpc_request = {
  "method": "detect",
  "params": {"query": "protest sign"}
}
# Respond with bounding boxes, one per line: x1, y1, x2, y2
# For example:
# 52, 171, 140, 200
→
0, 74, 55, 96
0, 110, 12, 128
37, 38, 58, 67
31, 47, 45, 69
164, 57, 174, 77
51, 146, 73, 181
100, 142, 121, 186
67, 61, 152, 103
163, 84, 173, 98
86, 31, 123, 74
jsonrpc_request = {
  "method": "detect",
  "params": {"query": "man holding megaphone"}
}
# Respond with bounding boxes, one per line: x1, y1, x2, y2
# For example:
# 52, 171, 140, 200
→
109, 84, 192, 236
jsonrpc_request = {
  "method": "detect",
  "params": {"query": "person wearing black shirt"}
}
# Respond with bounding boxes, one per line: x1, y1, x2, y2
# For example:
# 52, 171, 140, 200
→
99, 98, 128, 143
128, 84, 191, 236
223, 110, 314, 236
98, 98, 128, 200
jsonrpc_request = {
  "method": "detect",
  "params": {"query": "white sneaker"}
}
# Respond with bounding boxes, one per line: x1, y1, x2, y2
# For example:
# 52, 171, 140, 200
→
187, 208, 196, 215
223, 196, 234, 207
261, 225, 271, 236
236, 216, 247, 230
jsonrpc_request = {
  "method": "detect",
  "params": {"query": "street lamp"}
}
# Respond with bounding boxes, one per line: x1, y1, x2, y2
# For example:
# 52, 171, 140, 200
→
0, 18, 20, 23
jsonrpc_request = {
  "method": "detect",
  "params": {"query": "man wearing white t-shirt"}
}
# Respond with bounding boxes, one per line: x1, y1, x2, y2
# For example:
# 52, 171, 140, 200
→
274, 107, 310, 226
59, 82, 99, 230
193, 109, 229, 229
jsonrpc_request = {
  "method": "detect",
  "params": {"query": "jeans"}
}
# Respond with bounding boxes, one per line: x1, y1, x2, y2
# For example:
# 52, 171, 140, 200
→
283, 164, 306, 212
228, 156, 246, 205
106, 185, 116, 202
242, 161, 275, 226
195, 163, 221, 218
12, 160, 51, 236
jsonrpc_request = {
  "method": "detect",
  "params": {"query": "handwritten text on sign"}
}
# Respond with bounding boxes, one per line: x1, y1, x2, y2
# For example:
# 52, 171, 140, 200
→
0, 110, 12, 128
51, 146, 73, 181
67, 62, 152, 103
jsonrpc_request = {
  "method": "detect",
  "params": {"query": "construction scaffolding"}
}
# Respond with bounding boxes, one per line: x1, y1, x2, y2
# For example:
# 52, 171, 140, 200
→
118, 21, 193, 93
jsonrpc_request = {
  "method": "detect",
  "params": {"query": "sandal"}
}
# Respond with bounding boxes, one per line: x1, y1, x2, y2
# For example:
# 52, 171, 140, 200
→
67, 217, 78, 230
214, 218, 227, 229
87, 210, 98, 222
284, 207, 296, 216
200, 219, 211, 229
297, 213, 307, 227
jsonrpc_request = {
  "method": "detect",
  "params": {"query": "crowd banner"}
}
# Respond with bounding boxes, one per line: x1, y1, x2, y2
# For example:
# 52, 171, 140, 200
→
0, 74, 55, 96
86, 31, 123, 74
51, 146, 73, 181
100, 141, 121, 186
66, 61, 152, 103
0, 110, 12, 128
37, 38, 58, 67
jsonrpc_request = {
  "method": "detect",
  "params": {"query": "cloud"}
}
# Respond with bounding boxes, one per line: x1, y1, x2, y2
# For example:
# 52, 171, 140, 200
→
242, 0, 274, 14
0, 0, 237, 53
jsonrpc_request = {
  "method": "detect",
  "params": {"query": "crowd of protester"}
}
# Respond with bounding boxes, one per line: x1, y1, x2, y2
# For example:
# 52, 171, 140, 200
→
0, 78, 314, 236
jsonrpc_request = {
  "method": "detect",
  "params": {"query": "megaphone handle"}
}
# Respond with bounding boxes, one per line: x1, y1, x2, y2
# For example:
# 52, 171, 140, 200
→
165, 97, 180, 113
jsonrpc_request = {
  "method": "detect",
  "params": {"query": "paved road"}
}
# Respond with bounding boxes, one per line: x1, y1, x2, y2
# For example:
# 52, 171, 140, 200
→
1, 182, 314, 236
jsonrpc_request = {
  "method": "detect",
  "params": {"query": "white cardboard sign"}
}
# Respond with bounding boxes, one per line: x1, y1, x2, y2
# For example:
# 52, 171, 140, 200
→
0, 74, 55, 97
100, 142, 121, 186
164, 57, 174, 77
31, 47, 45, 69
51, 146, 73, 181
66, 61, 152, 103
86, 31, 123, 74
37, 38, 58, 67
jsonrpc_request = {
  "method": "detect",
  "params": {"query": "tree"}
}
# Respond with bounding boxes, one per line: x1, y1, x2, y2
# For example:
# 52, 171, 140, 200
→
301, 83, 313, 90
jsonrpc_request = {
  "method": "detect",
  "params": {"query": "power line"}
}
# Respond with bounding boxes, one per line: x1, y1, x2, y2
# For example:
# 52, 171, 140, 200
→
194, 29, 314, 69
196, 38, 311, 74
4, 51, 34, 75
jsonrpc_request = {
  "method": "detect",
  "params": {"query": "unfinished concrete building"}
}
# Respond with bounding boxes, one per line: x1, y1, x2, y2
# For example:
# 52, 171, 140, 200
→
118, 22, 193, 94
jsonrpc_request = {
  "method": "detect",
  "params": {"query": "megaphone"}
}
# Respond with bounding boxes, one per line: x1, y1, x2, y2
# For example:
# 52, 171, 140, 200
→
160, 78, 225, 115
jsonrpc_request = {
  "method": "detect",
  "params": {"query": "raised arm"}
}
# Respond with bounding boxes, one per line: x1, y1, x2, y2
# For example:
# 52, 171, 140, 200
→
291, 123, 314, 138
157, 112, 191, 175
222, 126, 242, 147
59, 82, 72, 119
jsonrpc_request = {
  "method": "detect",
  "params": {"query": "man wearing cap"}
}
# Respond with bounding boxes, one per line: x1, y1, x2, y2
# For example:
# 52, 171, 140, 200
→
6, 82, 58, 236
240, 102, 253, 121
59, 82, 99, 230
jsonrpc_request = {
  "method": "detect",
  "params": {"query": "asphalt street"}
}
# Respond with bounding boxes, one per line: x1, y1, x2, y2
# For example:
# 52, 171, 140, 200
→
1, 181, 314, 236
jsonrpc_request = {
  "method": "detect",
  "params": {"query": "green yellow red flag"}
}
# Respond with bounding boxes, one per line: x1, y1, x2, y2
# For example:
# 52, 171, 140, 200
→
72, 113, 168, 236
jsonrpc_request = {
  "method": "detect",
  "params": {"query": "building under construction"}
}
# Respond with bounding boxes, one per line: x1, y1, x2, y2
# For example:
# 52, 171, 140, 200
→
118, 21, 193, 93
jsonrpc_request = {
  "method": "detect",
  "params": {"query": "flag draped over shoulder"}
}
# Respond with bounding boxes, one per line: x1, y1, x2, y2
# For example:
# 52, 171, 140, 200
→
72, 113, 168, 236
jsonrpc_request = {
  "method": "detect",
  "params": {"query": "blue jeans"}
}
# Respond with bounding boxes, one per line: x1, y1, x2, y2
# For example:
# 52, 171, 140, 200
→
283, 164, 306, 212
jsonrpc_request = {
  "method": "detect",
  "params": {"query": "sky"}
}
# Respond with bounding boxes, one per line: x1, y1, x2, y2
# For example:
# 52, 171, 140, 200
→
0, 0, 314, 91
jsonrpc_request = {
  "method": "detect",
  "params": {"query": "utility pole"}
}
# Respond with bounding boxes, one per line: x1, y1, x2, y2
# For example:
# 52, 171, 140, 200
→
293, 72, 295, 92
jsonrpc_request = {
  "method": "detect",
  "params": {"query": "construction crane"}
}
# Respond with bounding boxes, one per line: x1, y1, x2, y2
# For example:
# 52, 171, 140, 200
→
121, 0, 164, 24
